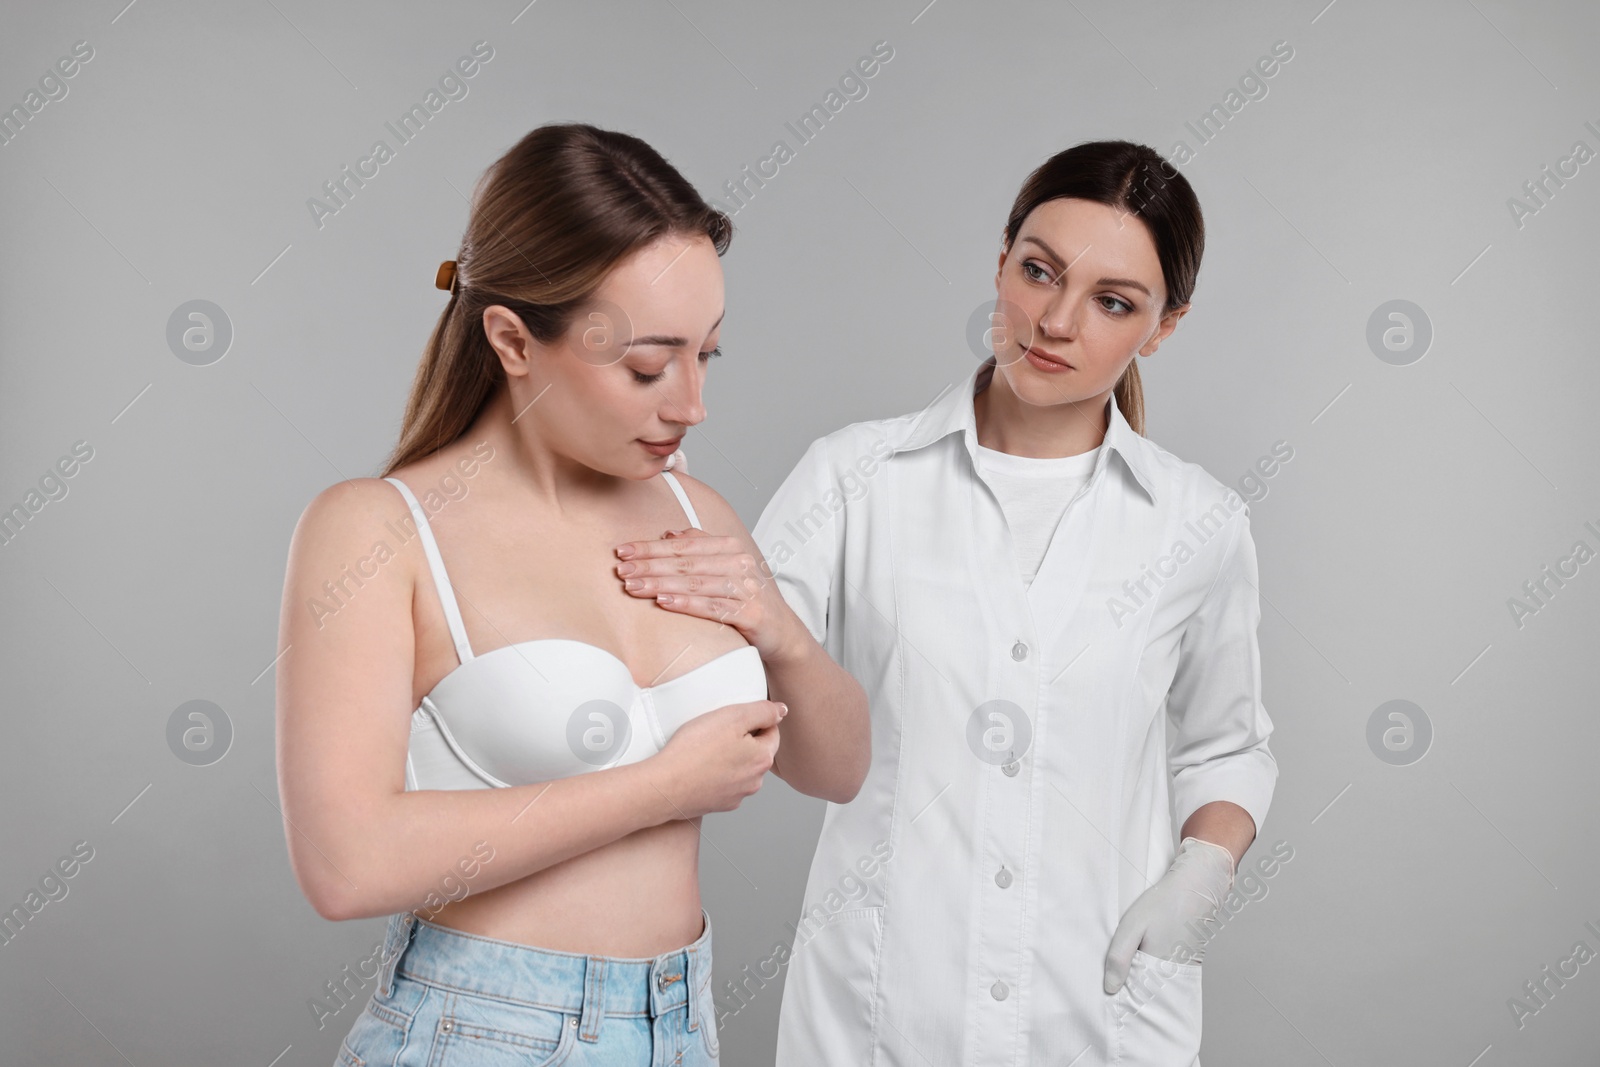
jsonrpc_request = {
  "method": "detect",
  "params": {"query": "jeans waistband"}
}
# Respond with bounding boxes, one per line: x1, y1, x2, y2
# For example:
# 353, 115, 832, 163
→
376, 908, 714, 1042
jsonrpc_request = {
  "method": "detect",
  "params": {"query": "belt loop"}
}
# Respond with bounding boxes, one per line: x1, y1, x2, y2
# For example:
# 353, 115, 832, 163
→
687, 908, 710, 1032
378, 912, 416, 998
683, 946, 699, 1033
578, 956, 605, 1042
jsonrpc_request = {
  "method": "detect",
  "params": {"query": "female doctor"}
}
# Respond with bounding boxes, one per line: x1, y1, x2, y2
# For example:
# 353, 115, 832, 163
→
615, 140, 1278, 1065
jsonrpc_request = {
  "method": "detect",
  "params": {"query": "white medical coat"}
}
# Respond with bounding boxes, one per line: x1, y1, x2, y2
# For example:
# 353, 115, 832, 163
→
752, 356, 1278, 1066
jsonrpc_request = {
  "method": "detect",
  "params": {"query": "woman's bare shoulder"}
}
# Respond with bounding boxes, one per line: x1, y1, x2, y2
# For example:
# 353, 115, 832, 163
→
295, 476, 405, 532
286, 476, 415, 571
665, 470, 754, 544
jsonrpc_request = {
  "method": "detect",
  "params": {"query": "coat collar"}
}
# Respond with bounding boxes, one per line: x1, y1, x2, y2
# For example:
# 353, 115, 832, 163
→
887, 356, 1159, 505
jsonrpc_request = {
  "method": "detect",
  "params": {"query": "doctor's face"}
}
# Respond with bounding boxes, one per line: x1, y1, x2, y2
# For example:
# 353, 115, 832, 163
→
991, 197, 1185, 407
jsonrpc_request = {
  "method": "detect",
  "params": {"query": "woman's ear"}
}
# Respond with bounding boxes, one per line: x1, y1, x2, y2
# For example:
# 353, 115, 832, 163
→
482, 305, 536, 379
1140, 303, 1191, 357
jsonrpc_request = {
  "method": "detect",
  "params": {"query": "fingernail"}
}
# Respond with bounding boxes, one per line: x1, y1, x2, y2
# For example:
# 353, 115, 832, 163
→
616, 562, 636, 576
616, 545, 635, 559
779, 703, 789, 717
624, 579, 643, 591
656, 594, 674, 605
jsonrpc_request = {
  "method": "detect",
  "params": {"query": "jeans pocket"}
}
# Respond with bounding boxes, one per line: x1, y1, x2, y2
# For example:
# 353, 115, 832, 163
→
426, 989, 576, 1067
1108, 948, 1203, 1065
336, 997, 411, 1067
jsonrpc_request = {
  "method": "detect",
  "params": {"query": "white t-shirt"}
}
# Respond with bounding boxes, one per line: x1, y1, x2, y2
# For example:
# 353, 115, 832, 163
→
974, 442, 1099, 587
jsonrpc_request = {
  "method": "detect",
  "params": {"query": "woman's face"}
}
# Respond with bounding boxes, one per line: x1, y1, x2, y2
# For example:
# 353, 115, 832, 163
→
488, 232, 725, 479
991, 197, 1186, 407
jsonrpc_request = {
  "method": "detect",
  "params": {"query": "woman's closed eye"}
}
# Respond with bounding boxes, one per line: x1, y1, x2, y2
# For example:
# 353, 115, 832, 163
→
632, 346, 723, 384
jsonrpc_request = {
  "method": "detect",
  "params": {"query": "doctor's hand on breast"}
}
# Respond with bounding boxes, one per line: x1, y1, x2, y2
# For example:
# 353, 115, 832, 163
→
613, 527, 806, 662
1103, 836, 1238, 995
649, 698, 787, 820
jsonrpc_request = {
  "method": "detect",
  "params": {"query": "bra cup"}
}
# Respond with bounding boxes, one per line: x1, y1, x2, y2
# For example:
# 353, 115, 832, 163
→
412, 642, 770, 791
428, 643, 638, 787
647, 647, 770, 740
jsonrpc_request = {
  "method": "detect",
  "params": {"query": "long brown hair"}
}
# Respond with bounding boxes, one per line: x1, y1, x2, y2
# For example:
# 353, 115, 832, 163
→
1002, 141, 1204, 436
380, 123, 733, 476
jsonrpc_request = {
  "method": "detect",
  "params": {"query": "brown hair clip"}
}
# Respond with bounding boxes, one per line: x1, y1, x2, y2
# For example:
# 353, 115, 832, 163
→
435, 259, 458, 292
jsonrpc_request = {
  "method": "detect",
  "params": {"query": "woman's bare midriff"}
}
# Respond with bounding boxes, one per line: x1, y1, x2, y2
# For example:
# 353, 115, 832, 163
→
419, 816, 708, 957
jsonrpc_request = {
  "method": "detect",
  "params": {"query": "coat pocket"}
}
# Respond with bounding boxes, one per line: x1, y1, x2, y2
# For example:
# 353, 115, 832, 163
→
774, 905, 885, 1066
1108, 948, 1202, 1065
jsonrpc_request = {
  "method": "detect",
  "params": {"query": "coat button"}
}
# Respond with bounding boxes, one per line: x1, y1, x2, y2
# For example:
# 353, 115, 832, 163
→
1002, 760, 1020, 777
1011, 641, 1028, 661
995, 866, 1013, 889
991, 980, 1009, 1000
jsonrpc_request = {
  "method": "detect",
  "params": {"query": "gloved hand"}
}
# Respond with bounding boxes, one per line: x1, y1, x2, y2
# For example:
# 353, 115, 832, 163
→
1103, 836, 1235, 995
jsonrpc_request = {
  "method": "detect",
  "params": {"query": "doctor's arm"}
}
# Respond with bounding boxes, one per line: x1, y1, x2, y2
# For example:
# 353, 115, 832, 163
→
1105, 506, 1279, 986
614, 458, 870, 804
1180, 801, 1256, 872
1166, 506, 1279, 869
751, 589, 870, 803
748, 436, 871, 804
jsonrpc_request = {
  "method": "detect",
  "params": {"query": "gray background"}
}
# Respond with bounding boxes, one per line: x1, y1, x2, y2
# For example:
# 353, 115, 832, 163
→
2, 0, 1597, 1063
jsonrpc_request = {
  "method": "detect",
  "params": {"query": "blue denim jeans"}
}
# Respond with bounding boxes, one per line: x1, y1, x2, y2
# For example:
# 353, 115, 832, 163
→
334, 908, 720, 1067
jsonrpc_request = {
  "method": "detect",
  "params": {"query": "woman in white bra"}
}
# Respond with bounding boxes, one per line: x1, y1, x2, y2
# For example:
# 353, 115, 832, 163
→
274, 123, 870, 1067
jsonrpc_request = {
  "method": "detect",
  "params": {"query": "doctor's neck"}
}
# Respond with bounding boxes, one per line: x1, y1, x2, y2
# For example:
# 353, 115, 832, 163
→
973, 364, 1112, 461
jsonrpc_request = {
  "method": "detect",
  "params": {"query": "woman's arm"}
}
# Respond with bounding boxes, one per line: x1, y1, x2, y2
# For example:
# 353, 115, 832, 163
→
275, 479, 776, 921
613, 473, 871, 804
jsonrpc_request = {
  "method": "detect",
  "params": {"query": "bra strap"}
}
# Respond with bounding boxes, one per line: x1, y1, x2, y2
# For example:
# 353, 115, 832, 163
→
660, 470, 701, 530
383, 477, 475, 664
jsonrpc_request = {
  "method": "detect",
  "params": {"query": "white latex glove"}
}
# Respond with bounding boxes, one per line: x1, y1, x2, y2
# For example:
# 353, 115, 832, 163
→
1103, 836, 1236, 995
